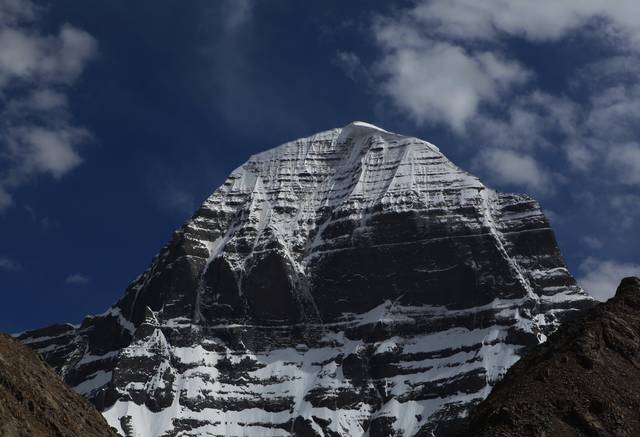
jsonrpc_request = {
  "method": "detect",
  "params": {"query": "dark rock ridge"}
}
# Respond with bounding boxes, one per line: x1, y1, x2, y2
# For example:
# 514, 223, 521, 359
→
0, 333, 117, 437
18, 122, 592, 436
460, 277, 640, 437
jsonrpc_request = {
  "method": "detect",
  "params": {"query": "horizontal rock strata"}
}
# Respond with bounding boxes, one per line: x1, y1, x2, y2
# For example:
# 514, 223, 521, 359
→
20, 122, 592, 436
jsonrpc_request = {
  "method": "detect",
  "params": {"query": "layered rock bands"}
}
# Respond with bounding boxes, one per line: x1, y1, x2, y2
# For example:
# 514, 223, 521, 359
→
19, 122, 592, 436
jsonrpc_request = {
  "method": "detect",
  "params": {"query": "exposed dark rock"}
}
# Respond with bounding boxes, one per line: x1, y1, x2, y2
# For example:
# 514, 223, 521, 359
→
0, 333, 117, 437
459, 277, 640, 437
18, 122, 593, 436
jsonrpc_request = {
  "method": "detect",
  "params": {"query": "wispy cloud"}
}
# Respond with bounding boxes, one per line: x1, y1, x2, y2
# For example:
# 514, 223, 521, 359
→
473, 148, 554, 193
24, 204, 55, 230
65, 273, 89, 285
339, 0, 640, 194
579, 257, 640, 301
160, 185, 196, 217
582, 236, 604, 250
0, 0, 97, 211
333, 51, 363, 81
221, 0, 253, 32
0, 256, 21, 271
408, 0, 640, 44
372, 27, 529, 132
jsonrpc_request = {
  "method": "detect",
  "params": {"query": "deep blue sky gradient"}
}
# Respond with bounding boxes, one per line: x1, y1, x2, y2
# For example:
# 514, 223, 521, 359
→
1, 1, 638, 332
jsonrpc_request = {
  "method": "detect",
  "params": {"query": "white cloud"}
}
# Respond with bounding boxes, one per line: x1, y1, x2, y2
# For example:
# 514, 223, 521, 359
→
0, 23, 96, 86
470, 91, 579, 151
365, 0, 640, 134
584, 85, 640, 141
467, 82, 640, 191
565, 142, 594, 172
606, 193, 640, 230
0, 0, 97, 211
579, 257, 640, 301
18, 89, 68, 111
65, 273, 89, 285
0, 0, 37, 23
344, 0, 640, 194
412, 0, 640, 45
474, 148, 551, 192
607, 143, 640, 185
373, 23, 529, 132
560, 81, 640, 185
6, 126, 87, 178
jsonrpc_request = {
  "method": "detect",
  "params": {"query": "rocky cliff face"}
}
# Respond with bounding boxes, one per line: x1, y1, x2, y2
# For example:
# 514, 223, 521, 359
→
0, 333, 117, 437
460, 277, 640, 437
18, 122, 592, 436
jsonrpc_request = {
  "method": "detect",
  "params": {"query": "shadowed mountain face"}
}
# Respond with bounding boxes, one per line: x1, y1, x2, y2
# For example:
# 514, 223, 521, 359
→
460, 277, 640, 437
0, 334, 117, 437
18, 122, 592, 436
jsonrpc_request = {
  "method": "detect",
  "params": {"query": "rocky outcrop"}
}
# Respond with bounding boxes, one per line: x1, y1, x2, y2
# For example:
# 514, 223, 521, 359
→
460, 277, 640, 437
0, 333, 117, 437
18, 122, 592, 436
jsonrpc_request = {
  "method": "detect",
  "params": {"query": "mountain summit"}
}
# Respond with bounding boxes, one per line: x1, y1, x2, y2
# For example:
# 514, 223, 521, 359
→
19, 123, 592, 436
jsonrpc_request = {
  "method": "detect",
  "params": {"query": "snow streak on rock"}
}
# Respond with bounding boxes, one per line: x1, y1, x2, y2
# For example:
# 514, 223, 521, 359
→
19, 122, 592, 436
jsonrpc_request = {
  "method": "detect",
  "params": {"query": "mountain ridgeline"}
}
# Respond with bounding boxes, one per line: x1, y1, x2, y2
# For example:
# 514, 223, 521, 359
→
0, 334, 117, 437
460, 277, 640, 437
18, 122, 592, 436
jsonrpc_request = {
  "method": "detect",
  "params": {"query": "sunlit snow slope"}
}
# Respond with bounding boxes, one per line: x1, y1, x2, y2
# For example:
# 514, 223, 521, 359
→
19, 122, 592, 436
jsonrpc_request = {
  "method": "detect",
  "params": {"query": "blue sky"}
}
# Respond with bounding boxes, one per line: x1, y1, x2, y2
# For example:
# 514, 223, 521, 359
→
1, 0, 639, 333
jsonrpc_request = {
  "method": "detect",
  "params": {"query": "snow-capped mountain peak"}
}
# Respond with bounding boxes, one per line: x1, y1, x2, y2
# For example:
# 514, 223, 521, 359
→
19, 123, 592, 436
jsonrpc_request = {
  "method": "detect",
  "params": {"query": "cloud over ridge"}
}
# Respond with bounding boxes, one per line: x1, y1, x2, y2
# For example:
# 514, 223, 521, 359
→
339, 0, 640, 198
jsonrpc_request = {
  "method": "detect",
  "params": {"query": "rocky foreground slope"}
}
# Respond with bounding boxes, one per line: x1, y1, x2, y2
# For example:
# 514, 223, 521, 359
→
18, 122, 592, 436
0, 333, 117, 437
461, 277, 640, 437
